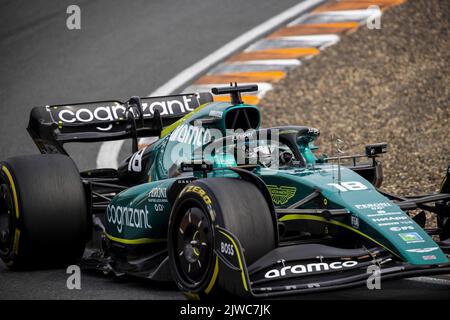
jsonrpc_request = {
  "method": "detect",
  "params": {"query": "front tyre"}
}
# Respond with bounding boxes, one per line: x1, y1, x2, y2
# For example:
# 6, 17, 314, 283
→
168, 178, 276, 299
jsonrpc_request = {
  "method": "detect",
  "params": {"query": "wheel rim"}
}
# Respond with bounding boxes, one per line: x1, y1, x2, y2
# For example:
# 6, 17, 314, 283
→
0, 181, 13, 256
174, 206, 213, 287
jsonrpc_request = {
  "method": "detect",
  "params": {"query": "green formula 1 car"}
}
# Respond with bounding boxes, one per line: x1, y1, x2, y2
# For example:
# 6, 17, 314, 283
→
1, 84, 449, 298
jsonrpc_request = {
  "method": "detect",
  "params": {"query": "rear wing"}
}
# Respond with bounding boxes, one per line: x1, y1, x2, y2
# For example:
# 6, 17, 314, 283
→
27, 92, 213, 154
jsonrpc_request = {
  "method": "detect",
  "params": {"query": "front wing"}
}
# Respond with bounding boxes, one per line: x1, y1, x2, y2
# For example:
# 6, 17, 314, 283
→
210, 227, 450, 298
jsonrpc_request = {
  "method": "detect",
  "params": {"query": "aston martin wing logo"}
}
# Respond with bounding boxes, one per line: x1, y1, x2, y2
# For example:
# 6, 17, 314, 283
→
267, 185, 297, 205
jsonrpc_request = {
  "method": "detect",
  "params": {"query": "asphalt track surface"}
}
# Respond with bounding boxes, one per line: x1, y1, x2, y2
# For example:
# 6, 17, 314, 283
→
0, 1, 449, 300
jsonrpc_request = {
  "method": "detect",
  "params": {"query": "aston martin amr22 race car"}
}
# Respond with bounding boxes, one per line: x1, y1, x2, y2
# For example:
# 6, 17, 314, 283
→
1, 84, 449, 298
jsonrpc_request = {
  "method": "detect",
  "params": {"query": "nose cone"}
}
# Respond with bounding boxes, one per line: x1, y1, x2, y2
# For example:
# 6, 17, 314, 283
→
287, 165, 448, 265
340, 190, 448, 265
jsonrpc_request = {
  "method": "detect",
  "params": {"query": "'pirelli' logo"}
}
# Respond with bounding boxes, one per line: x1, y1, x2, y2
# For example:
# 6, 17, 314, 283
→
185, 185, 212, 205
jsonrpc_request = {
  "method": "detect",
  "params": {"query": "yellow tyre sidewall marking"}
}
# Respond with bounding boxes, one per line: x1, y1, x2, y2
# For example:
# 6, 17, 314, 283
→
13, 228, 20, 255
181, 184, 220, 294
204, 256, 219, 295
183, 292, 200, 300
2, 165, 21, 258
192, 231, 200, 256
2, 165, 19, 219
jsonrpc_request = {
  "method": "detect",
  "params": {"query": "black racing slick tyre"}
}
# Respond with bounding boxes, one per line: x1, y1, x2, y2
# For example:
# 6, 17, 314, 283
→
168, 178, 276, 299
0, 154, 88, 269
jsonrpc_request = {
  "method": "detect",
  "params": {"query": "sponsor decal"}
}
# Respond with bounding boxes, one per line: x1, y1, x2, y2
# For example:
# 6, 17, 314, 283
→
220, 242, 234, 256
328, 181, 368, 192
185, 185, 212, 205
378, 222, 400, 227
422, 255, 437, 261
351, 216, 359, 229
406, 247, 439, 253
354, 202, 391, 210
389, 226, 414, 232
265, 260, 358, 279
367, 212, 403, 217
266, 185, 296, 205
176, 178, 195, 185
372, 216, 409, 222
398, 232, 424, 244
53, 96, 195, 131
209, 110, 223, 118
169, 124, 211, 147
366, 208, 415, 229
128, 147, 146, 172
378, 221, 414, 227
233, 129, 256, 140
148, 187, 167, 198
148, 187, 168, 205
107, 204, 151, 233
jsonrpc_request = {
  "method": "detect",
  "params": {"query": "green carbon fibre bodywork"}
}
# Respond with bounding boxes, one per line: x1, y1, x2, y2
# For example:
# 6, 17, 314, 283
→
105, 101, 448, 266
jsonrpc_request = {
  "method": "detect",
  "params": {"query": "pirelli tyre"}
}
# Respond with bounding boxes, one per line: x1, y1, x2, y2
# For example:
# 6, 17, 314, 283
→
0, 154, 88, 269
168, 178, 275, 299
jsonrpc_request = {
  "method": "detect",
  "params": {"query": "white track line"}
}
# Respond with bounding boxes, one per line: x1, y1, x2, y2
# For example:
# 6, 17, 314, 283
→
96, 0, 324, 169
245, 34, 340, 51
209, 59, 301, 74
288, 8, 382, 26
227, 59, 301, 66
150, 0, 324, 97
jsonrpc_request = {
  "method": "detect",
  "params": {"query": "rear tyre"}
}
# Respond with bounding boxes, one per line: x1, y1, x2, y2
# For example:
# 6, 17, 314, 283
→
168, 178, 276, 298
0, 154, 88, 269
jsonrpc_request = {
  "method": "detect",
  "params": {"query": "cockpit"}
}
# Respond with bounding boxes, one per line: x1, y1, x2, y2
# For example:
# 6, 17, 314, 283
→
205, 126, 321, 170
